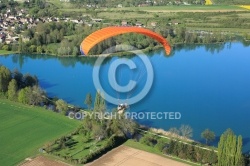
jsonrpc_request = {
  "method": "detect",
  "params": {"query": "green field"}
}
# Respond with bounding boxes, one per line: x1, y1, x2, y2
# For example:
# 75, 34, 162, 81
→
53, 3, 247, 13
110, 5, 246, 12
47, 0, 76, 9
0, 99, 80, 166
0, 50, 16, 55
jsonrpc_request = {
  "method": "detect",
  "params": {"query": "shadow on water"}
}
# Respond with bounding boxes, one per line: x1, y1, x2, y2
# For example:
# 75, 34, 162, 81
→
243, 137, 250, 147
61, 97, 75, 104
241, 137, 250, 153
213, 136, 220, 145
45, 92, 75, 104
39, 79, 58, 89
59, 97, 74, 106
137, 118, 155, 127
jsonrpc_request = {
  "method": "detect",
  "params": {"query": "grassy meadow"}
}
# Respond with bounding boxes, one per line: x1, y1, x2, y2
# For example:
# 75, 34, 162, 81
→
0, 99, 80, 165
0, 50, 16, 55
49, 133, 108, 161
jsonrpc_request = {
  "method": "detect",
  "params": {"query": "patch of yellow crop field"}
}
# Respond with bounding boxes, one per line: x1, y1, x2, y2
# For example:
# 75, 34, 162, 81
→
239, 5, 250, 10
205, 0, 213, 5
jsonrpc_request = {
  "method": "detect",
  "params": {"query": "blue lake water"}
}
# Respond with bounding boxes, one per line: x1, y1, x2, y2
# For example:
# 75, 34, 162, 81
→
1, 42, 250, 152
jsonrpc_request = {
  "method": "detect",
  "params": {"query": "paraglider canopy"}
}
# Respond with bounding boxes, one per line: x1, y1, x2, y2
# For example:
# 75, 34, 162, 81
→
80, 26, 171, 55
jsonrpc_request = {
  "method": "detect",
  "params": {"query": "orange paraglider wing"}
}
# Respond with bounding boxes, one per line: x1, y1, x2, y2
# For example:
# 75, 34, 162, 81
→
80, 26, 171, 55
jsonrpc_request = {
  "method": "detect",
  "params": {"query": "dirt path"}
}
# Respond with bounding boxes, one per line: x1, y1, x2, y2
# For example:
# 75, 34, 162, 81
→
87, 145, 190, 166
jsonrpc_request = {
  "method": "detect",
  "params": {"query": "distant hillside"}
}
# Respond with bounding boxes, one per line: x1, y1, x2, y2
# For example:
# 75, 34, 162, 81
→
212, 0, 249, 5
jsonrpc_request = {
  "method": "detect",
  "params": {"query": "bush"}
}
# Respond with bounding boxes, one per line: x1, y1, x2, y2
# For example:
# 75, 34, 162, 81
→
2, 45, 9, 51
139, 133, 157, 147
155, 138, 167, 152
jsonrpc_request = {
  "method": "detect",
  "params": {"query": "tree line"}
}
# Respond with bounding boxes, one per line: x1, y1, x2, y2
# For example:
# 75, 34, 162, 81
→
137, 127, 247, 165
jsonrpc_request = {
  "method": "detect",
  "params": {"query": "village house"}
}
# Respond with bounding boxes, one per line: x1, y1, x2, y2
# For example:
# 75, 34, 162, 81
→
20, 34, 30, 42
17, 11, 23, 16
121, 20, 128, 26
27, 23, 36, 29
92, 18, 102, 22
5, 38, 13, 44
20, 18, 28, 24
151, 22, 157, 27
135, 22, 143, 27
172, 20, 181, 25
0, 7, 89, 46
71, 19, 79, 23
169, 20, 181, 25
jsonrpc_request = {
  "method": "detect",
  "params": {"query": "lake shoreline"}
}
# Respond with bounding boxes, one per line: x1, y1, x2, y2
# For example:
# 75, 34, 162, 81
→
1, 39, 244, 57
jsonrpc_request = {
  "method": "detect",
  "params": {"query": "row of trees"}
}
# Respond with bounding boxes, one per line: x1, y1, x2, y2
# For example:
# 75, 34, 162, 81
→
218, 129, 244, 166
138, 127, 245, 165
165, 140, 218, 164
138, 130, 217, 165
150, 126, 215, 145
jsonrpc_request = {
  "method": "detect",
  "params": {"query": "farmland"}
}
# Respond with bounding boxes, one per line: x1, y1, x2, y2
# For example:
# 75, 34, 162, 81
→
108, 5, 246, 12
88, 145, 191, 166
0, 99, 80, 166
205, 0, 213, 5
239, 5, 250, 10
